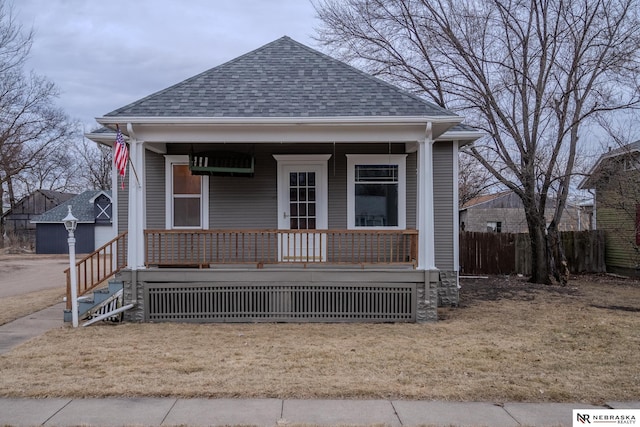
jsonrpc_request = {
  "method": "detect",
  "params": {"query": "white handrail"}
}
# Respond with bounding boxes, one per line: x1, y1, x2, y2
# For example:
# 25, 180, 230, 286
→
82, 304, 135, 327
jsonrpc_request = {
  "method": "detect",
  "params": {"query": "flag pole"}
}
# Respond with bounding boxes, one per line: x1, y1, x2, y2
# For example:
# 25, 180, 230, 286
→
116, 124, 142, 188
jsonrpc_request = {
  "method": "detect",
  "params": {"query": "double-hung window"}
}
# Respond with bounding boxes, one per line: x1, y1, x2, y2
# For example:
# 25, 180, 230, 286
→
165, 155, 209, 229
347, 154, 406, 229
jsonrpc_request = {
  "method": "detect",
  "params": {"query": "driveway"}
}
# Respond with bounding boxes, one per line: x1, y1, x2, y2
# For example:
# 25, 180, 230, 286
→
0, 254, 69, 298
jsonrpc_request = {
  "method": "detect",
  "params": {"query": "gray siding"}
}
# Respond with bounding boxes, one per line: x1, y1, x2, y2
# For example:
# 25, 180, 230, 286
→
36, 223, 94, 254
146, 150, 166, 229
210, 147, 279, 228
117, 170, 129, 234
406, 150, 417, 229
433, 141, 455, 270
158, 143, 414, 230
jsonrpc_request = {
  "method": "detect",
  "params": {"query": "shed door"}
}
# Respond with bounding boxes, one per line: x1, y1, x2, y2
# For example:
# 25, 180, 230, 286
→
275, 156, 330, 262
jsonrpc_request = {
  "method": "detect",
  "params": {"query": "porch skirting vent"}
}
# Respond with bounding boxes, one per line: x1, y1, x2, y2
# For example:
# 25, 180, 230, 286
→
144, 283, 416, 322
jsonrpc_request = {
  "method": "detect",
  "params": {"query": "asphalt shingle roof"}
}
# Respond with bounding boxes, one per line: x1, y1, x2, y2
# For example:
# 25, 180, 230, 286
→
105, 36, 456, 119
31, 190, 111, 223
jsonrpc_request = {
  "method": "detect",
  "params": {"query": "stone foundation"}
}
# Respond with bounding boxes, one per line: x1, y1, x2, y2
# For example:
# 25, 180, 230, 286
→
437, 270, 459, 307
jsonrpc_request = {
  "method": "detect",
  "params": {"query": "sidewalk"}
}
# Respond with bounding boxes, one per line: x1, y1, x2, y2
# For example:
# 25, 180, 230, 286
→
0, 306, 638, 426
0, 397, 638, 426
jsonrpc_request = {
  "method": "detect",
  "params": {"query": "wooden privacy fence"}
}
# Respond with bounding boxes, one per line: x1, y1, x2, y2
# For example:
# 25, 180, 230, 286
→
459, 230, 606, 275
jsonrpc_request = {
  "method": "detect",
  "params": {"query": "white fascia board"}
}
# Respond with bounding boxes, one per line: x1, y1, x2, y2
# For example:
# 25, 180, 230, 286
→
88, 190, 112, 203
31, 220, 95, 224
84, 131, 117, 146
96, 115, 463, 127
436, 130, 484, 143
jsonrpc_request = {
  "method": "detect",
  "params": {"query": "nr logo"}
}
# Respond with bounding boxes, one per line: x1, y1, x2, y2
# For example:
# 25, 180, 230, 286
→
576, 413, 591, 424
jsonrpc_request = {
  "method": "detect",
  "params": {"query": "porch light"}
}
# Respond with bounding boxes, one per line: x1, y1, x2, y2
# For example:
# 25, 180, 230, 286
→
63, 205, 78, 233
62, 206, 79, 328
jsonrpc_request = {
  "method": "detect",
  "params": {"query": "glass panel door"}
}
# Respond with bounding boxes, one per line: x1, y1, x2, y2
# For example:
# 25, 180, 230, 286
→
280, 164, 326, 262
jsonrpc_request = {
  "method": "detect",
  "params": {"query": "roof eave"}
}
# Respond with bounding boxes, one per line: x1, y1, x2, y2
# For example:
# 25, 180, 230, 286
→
436, 130, 484, 143
96, 115, 463, 127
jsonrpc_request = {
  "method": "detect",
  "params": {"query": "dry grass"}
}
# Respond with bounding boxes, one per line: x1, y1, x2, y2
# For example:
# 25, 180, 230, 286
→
0, 287, 65, 325
0, 275, 638, 404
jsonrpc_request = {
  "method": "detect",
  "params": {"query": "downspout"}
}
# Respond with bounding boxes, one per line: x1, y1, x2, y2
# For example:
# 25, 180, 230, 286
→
452, 140, 460, 290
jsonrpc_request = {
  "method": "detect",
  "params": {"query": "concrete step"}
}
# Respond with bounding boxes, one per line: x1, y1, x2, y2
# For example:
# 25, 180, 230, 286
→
63, 281, 124, 322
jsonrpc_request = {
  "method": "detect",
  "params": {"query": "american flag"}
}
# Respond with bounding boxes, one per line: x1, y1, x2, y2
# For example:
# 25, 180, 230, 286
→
114, 128, 128, 188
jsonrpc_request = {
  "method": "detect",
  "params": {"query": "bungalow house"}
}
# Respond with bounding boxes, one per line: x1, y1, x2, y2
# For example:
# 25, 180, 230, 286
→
31, 190, 113, 254
580, 140, 640, 276
459, 190, 588, 233
85, 37, 481, 323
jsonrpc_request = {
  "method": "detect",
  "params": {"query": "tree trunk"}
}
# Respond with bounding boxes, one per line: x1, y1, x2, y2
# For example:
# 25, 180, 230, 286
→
525, 207, 552, 285
547, 222, 569, 285
0, 184, 5, 248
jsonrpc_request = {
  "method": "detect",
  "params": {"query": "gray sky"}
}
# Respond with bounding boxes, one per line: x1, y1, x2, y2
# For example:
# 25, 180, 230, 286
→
8, 0, 318, 131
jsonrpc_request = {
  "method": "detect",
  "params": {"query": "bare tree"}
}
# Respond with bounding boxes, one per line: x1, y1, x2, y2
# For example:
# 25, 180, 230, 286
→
0, 2, 76, 239
315, 0, 640, 284
76, 135, 112, 191
458, 150, 494, 208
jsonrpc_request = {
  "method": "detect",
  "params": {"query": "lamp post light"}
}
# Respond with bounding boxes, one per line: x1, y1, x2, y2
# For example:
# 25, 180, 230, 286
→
63, 205, 79, 328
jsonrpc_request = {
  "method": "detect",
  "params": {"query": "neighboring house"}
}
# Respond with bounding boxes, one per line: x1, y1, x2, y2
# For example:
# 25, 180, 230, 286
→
580, 140, 640, 276
85, 36, 481, 323
459, 190, 588, 233
1, 190, 75, 246
31, 190, 113, 254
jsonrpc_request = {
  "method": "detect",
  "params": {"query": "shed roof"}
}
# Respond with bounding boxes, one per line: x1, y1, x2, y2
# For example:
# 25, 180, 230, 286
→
31, 190, 111, 223
104, 36, 458, 119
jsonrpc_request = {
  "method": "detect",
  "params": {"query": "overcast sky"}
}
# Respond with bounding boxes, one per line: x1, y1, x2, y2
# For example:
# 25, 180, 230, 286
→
8, 0, 319, 131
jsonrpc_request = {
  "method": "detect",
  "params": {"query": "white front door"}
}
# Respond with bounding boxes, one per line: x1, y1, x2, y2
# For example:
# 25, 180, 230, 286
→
274, 155, 330, 262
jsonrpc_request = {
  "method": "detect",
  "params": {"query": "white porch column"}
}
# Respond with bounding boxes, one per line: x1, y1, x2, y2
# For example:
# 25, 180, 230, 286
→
126, 124, 146, 270
417, 123, 436, 270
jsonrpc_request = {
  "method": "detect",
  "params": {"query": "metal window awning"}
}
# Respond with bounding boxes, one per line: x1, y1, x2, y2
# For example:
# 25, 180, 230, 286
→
189, 151, 254, 177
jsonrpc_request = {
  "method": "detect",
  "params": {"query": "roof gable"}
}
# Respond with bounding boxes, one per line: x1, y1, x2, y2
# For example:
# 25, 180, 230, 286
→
105, 36, 457, 119
579, 140, 640, 189
31, 190, 112, 223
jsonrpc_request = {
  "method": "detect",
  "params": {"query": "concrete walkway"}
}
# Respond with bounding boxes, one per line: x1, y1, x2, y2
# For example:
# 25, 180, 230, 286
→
0, 302, 65, 354
0, 397, 638, 426
0, 305, 638, 426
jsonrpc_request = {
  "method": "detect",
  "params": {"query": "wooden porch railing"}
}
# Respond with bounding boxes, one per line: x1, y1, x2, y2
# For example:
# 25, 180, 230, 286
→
145, 229, 418, 268
65, 231, 128, 309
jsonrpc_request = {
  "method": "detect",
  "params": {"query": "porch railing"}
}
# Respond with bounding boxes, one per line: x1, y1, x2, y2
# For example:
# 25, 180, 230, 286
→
65, 231, 128, 309
144, 229, 418, 268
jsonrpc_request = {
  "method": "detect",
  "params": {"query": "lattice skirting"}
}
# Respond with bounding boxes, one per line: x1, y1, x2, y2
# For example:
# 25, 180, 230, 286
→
143, 282, 417, 323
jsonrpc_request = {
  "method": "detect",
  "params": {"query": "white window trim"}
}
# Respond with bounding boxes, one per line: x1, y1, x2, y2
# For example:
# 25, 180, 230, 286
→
273, 154, 331, 230
164, 155, 209, 229
346, 154, 407, 230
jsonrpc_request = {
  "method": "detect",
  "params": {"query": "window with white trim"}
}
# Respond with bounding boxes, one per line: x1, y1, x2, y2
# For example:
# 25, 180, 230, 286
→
165, 155, 209, 229
347, 154, 406, 229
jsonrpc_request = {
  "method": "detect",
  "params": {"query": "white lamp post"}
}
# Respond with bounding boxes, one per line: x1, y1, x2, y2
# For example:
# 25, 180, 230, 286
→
63, 205, 79, 328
